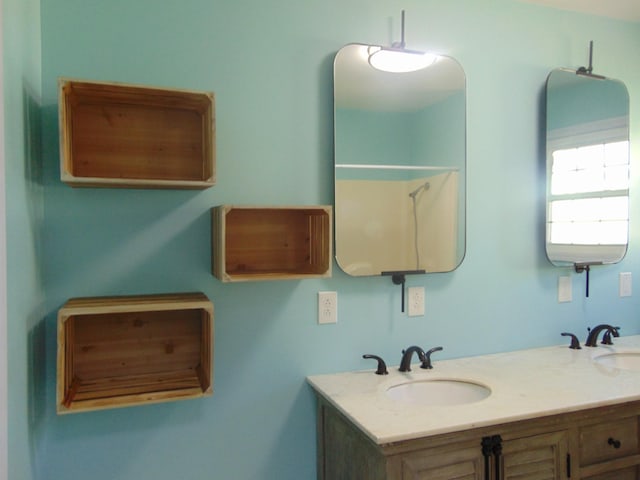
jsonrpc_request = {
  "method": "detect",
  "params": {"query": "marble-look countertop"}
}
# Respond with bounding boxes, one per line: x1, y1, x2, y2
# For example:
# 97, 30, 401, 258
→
307, 335, 640, 444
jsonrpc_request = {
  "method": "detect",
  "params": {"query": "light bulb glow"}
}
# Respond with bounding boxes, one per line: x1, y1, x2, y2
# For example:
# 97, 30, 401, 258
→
368, 48, 437, 73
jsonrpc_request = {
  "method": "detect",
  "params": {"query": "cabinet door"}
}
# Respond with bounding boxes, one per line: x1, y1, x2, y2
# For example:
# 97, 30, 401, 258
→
319, 403, 387, 480
398, 444, 484, 480
501, 430, 569, 480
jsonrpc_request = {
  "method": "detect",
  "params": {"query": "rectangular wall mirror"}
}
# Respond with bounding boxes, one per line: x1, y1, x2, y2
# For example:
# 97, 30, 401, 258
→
333, 43, 466, 276
545, 68, 630, 267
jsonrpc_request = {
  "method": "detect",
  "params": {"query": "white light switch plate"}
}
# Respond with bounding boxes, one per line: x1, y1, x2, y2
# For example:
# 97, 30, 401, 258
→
619, 272, 632, 297
558, 276, 572, 303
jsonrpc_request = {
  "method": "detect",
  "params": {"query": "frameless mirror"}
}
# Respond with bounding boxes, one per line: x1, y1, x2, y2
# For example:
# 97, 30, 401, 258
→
334, 44, 466, 277
545, 68, 630, 267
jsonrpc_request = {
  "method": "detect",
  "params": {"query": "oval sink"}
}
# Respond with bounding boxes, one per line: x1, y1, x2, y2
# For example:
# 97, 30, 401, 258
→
594, 352, 640, 371
386, 379, 491, 406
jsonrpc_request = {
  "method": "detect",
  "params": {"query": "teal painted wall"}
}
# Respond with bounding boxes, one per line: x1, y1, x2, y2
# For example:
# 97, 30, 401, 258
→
5, 0, 635, 479
335, 108, 415, 177
547, 73, 629, 130
413, 92, 465, 170
335, 91, 464, 180
3, 0, 44, 478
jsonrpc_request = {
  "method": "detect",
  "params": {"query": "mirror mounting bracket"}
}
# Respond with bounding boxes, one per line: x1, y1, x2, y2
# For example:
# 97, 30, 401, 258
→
574, 262, 603, 298
382, 270, 425, 312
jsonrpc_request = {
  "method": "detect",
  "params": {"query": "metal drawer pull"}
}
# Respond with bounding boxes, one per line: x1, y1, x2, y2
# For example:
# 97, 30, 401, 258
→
608, 437, 621, 449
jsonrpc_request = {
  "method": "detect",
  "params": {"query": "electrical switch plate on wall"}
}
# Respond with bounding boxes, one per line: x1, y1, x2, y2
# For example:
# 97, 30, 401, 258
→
558, 276, 572, 303
318, 291, 337, 324
619, 272, 632, 297
408, 287, 425, 316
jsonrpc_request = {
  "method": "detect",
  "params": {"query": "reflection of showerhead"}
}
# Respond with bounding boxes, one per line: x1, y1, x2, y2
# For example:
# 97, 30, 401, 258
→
408, 181, 430, 198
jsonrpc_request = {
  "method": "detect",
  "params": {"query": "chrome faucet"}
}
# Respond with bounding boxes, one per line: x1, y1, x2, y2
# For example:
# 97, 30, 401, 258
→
399, 346, 425, 372
585, 324, 620, 347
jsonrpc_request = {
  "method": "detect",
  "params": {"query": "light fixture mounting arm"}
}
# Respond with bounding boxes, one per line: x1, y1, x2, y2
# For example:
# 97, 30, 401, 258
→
395, 10, 407, 49
576, 40, 605, 79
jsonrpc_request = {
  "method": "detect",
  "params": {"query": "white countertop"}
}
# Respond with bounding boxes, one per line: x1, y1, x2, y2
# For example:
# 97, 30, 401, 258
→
307, 335, 640, 444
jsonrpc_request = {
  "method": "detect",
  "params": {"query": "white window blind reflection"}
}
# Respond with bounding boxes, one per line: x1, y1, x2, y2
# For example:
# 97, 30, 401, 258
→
549, 140, 629, 245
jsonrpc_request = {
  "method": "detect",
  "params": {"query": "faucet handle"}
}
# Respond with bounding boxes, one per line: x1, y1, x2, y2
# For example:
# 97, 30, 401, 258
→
421, 346, 443, 369
602, 326, 621, 345
362, 354, 389, 375
561, 332, 582, 349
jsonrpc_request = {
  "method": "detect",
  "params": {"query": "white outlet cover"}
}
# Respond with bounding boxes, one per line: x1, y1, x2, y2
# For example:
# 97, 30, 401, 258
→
318, 291, 337, 324
408, 287, 425, 317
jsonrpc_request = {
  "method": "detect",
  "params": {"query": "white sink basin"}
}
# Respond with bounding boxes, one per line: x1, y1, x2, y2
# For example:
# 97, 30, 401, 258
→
385, 379, 491, 406
594, 352, 640, 371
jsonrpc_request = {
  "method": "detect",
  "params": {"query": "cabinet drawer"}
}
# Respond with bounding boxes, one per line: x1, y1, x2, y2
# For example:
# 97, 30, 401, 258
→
582, 466, 639, 480
580, 416, 639, 466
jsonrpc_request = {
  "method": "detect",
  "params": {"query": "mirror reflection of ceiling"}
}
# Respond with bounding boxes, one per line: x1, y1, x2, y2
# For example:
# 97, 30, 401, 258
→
517, 0, 640, 22
334, 44, 465, 112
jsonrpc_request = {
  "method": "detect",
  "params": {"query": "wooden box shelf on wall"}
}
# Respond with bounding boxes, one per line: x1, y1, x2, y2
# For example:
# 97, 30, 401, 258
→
57, 292, 214, 414
59, 78, 215, 189
212, 205, 333, 282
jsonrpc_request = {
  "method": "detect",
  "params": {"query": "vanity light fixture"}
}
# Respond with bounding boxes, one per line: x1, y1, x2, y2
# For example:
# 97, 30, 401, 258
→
368, 10, 437, 73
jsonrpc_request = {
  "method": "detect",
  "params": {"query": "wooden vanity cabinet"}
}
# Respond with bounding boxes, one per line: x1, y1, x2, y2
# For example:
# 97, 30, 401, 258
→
316, 397, 640, 480
583, 469, 640, 480
393, 441, 485, 479
500, 430, 569, 479
393, 429, 568, 479
577, 414, 640, 479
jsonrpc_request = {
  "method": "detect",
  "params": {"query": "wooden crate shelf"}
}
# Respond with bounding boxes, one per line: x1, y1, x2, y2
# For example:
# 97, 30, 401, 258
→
57, 292, 213, 414
59, 78, 215, 189
212, 205, 332, 282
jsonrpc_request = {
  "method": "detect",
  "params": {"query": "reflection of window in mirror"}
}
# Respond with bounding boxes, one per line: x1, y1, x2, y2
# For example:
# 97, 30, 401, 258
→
549, 139, 629, 245
545, 68, 630, 266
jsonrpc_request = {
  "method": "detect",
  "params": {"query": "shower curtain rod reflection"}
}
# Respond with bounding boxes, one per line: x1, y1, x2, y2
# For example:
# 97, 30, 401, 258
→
336, 164, 459, 171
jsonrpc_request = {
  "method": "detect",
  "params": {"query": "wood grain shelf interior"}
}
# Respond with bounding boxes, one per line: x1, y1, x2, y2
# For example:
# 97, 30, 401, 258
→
212, 206, 332, 282
59, 79, 215, 189
57, 293, 213, 413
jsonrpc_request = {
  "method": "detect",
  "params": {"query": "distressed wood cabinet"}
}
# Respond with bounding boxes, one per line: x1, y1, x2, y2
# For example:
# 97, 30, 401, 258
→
316, 397, 640, 480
